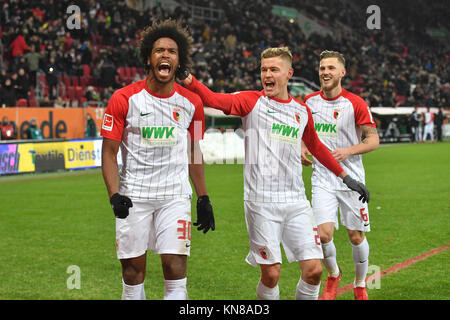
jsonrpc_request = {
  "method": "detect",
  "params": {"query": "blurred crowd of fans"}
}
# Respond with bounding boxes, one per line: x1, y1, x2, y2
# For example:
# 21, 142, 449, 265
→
0, 0, 449, 109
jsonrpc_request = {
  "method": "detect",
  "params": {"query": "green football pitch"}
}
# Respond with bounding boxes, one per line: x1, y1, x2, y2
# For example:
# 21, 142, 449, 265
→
0, 142, 449, 300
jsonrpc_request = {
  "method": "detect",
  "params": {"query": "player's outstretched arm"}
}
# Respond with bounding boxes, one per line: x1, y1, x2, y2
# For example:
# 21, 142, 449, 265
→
188, 140, 215, 233
182, 74, 258, 117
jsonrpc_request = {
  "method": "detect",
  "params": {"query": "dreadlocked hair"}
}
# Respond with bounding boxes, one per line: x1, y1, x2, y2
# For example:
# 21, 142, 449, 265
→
139, 19, 193, 76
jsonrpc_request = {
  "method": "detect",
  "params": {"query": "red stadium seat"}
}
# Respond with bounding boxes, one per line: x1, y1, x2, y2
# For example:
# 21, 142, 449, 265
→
80, 77, 87, 88
29, 99, 38, 107
71, 76, 79, 87
118, 67, 126, 80
63, 75, 71, 88
125, 67, 132, 80
16, 98, 28, 107
29, 88, 35, 101
75, 86, 84, 101
66, 86, 75, 100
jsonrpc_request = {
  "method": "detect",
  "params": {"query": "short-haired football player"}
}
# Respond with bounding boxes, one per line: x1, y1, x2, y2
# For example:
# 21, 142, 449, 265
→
182, 46, 370, 300
302, 50, 379, 300
101, 19, 215, 300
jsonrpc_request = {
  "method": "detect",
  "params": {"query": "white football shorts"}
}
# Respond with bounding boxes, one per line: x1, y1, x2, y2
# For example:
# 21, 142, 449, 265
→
312, 186, 370, 232
115, 197, 192, 260
244, 199, 323, 267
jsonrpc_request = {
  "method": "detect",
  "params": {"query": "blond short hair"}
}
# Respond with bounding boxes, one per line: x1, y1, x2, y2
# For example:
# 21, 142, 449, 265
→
261, 47, 293, 67
320, 50, 346, 67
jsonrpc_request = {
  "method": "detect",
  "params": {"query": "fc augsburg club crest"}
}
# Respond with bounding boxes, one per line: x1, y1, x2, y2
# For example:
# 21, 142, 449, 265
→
172, 107, 182, 122
295, 112, 301, 124
333, 108, 343, 120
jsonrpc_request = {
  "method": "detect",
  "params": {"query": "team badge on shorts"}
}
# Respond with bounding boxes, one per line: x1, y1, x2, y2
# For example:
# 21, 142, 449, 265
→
259, 246, 270, 260
333, 108, 343, 120
295, 112, 301, 124
172, 107, 182, 122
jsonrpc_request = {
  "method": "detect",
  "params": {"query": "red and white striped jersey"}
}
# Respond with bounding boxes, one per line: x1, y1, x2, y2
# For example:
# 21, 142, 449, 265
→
186, 76, 343, 203
101, 79, 205, 200
424, 112, 434, 125
304, 89, 375, 191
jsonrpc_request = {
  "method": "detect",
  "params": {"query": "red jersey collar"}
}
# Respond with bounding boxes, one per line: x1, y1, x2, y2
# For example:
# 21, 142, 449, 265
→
144, 78, 176, 98
261, 90, 293, 103
319, 88, 346, 101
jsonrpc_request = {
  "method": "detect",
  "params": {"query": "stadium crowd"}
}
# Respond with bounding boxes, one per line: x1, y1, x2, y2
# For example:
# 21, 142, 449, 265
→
0, 0, 449, 110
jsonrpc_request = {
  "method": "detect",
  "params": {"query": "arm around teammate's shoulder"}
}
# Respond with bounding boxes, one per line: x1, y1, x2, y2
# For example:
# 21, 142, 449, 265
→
182, 74, 260, 117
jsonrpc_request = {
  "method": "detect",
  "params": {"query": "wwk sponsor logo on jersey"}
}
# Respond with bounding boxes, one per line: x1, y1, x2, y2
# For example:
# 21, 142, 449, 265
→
270, 122, 300, 145
141, 126, 177, 146
314, 122, 338, 138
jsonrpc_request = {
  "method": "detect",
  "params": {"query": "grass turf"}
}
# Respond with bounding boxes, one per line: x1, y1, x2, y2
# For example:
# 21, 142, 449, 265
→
0, 141, 448, 299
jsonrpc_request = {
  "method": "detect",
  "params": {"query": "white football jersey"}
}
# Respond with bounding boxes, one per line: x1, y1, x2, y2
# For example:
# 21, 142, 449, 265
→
101, 79, 205, 200
304, 89, 376, 191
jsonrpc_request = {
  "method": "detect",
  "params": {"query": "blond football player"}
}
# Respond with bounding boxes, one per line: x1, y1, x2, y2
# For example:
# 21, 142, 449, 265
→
303, 51, 379, 300
183, 47, 370, 300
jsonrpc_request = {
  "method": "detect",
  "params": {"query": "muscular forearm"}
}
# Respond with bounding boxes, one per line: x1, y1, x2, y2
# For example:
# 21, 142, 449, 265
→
189, 141, 208, 197
189, 162, 208, 197
101, 140, 120, 198
102, 156, 119, 198
346, 134, 380, 156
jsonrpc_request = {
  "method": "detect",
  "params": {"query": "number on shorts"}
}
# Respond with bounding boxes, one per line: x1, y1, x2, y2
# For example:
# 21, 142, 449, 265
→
360, 208, 369, 222
177, 220, 191, 240
313, 227, 321, 245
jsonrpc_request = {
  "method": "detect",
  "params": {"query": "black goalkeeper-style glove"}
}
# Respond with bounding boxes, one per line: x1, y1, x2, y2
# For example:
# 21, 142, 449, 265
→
195, 195, 215, 234
343, 175, 370, 203
176, 67, 190, 81
110, 193, 133, 219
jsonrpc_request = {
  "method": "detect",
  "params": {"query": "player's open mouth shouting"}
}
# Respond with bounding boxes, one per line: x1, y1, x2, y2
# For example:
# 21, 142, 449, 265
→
158, 61, 172, 77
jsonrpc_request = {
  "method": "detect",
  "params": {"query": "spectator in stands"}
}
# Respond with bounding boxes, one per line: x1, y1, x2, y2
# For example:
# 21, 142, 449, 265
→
0, 116, 17, 140
15, 68, 31, 100
102, 85, 115, 105
85, 86, 101, 101
45, 57, 58, 100
0, 79, 17, 107
39, 95, 53, 107
54, 96, 69, 108
23, 45, 44, 87
9, 32, 30, 59
99, 59, 119, 88
73, 54, 84, 77
26, 118, 43, 139
84, 113, 97, 138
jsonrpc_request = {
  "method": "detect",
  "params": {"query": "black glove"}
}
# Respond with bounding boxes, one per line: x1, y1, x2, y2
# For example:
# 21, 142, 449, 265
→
195, 195, 215, 233
176, 67, 190, 81
343, 175, 370, 203
110, 193, 133, 219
